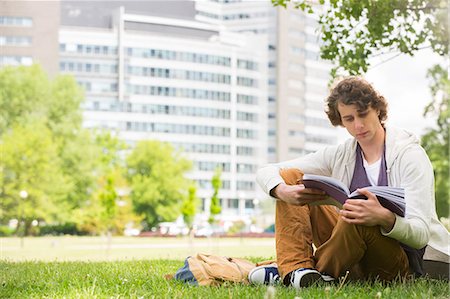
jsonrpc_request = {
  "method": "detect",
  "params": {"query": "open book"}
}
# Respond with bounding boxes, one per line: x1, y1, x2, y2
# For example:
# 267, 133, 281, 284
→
301, 174, 405, 216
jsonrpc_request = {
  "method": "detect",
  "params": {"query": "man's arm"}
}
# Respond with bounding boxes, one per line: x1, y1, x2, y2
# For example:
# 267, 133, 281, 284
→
256, 145, 339, 196
381, 147, 433, 249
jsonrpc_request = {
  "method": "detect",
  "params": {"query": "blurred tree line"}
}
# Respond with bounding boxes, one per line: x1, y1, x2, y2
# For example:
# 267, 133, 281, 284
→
273, 0, 449, 218
0, 65, 197, 236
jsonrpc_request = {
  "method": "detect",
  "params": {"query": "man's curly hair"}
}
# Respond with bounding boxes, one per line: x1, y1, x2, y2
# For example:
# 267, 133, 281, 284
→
325, 76, 388, 127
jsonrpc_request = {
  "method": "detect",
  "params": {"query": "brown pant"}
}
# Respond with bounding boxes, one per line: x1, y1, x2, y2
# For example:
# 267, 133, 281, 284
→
275, 168, 410, 281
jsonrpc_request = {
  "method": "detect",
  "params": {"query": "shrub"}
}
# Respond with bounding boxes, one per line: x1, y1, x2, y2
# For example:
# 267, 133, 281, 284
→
38, 223, 87, 236
0, 225, 15, 236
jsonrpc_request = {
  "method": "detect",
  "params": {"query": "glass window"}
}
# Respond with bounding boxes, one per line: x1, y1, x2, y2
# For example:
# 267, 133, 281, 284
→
0, 35, 32, 46
0, 16, 32, 27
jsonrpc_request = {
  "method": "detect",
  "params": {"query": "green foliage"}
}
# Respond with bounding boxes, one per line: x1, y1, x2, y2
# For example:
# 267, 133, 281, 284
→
60, 130, 127, 217
98, 175, 118, 228
0, 65, 85, 231
228, 220, 246, 234
94, 131, 127, 171
38, 222, 84, 236
272, 0, 448, 76
421, 65, 449, 217
0, 225, 15, 236
0, 64, 83, 136
0, 65, 130, 235
74, 174, 117, 235
126, 140, 192, 228
209, 167, 222, 224
74, 167, 141, 235
0, 121, 71, 234
181, 185, 199, 230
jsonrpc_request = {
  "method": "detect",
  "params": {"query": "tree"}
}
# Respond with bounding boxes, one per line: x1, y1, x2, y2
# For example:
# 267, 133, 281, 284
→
272, 0, 448, 76
0, 65, 87, 226
0, 65, 133, 234
421, 65, 449, 217
0, 121, 71, 235
209, 167, 222, 224
0, 64, 83, 136
126, 140, 192, 229
272, 0, 449, 217
74, 167, 142, 235
62, 130, 127, 222
69, 130, 129, 234
181, 184, 199, 233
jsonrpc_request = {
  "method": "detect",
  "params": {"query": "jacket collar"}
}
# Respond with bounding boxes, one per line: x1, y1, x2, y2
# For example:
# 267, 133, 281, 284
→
341, 125, 419, 179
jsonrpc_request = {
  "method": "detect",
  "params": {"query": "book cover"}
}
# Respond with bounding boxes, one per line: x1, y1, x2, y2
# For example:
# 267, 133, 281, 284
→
301, 174, 405, 216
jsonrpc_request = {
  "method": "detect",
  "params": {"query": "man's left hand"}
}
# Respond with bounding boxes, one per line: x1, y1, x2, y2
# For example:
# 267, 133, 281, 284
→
340, 188, 395, 231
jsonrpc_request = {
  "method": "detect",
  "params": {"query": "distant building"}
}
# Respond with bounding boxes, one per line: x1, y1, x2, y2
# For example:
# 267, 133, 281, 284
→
277, 6, 337, 157
0, 1, 60, 75
59, 2, 268, 220
195, 0, 337, 162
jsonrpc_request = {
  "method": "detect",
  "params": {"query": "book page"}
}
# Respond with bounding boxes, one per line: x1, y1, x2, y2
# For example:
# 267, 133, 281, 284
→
302, 174, 350, 195
349, 186, 405, 216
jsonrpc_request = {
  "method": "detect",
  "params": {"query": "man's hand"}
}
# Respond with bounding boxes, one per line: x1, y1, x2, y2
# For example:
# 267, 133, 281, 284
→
340, 188, 395, 231
271, 183, 328, 206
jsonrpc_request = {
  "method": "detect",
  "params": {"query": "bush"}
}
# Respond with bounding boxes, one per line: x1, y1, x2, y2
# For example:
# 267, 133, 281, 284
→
227, 221, 246, 234
38, 223, 87, 236
0, 225, 15, 236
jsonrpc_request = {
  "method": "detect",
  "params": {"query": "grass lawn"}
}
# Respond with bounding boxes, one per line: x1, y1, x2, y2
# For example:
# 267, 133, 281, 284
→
1, 237, 449, 298
1, 259, 449, 298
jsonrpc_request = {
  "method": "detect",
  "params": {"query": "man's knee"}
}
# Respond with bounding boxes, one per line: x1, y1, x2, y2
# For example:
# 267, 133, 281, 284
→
334, 218, 380, 238
279, 168, 303, 185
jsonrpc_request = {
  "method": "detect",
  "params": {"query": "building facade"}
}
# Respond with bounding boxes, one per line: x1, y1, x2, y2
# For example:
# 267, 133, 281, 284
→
277, 6, 336, 158
195, 0, 280, 164
59, 3, 268, 221
0, 1, 60, 75
195, 0, 337, 163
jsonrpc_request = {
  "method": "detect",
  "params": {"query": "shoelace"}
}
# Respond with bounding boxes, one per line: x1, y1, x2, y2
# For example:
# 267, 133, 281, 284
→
267, 271, 280, 283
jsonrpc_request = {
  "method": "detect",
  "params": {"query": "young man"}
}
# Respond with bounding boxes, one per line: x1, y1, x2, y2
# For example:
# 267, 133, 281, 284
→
250, 77, 449, 289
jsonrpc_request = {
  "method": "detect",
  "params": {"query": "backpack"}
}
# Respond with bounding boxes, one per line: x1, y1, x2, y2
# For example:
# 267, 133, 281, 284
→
168, 253, 275, 286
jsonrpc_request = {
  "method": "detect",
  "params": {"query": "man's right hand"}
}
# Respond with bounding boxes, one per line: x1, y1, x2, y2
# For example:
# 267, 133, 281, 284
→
271, 183, 328, 206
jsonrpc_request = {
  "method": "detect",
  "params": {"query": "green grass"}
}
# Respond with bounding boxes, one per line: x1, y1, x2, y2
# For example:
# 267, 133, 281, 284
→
1, 259, 449, 299
1, 237, 449, 298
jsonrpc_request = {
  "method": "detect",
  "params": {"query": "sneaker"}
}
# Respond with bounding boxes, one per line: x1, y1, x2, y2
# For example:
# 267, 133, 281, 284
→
320, 273, 335, 283
248, 264, 280, 285
290, 268, 323, 289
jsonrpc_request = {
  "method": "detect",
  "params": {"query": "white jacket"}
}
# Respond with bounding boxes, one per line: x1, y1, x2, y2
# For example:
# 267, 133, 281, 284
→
257, 126, 449, 256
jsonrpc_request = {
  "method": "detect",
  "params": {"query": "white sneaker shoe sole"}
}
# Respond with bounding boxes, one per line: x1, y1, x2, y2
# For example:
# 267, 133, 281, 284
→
291, 268, 323, 288
248, 264, 280, 285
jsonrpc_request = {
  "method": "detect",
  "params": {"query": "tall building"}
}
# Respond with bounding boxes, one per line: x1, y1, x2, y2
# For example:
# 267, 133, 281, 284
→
195, 0, 337, 163
0, 1, 60, 75
277, 7, 336, 157
195, 0, 279, 163
59, 1, 268, 221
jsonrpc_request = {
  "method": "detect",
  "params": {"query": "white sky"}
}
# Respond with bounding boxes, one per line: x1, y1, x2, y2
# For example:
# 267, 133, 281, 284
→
335, 48, 445, 143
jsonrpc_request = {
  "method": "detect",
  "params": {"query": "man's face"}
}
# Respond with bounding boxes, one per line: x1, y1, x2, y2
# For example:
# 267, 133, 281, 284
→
337, 102, 382, 143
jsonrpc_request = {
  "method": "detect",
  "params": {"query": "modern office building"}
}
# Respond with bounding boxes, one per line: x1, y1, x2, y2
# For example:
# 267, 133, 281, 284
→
59, 1, 268, 221
195, 0, 337, 162
0, 1, 60, 75
277, 6, 336, 157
